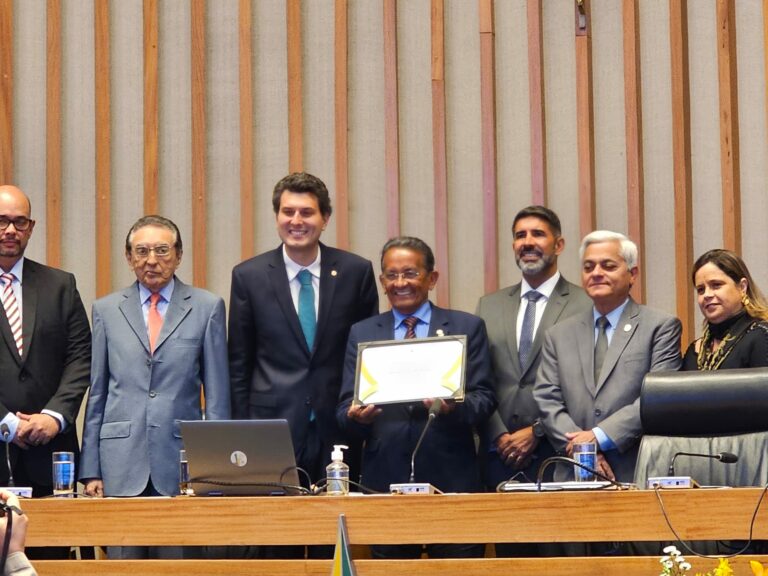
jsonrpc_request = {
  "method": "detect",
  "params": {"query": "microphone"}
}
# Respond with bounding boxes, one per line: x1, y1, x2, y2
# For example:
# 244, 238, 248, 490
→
1, 425, 13, 487
668, 451, 738, 476
389, 399, 443, 495
409, 398, 442, 483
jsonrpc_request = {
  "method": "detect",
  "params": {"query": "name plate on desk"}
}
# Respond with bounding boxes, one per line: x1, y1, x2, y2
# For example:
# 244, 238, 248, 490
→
353, 336, 467, 406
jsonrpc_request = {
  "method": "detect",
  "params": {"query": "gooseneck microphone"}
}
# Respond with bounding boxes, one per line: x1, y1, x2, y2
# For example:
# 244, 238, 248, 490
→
1, 425, 13, 487
667, 451, 738, 476
409, 398, 443, 483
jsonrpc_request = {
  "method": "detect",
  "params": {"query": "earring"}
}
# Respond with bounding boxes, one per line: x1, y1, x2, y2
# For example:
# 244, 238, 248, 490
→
742, 293, 751, 307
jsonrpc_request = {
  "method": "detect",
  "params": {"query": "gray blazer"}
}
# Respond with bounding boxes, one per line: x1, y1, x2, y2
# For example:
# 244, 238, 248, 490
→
79, 278, 231, 496
477, 275, 591, 443
534, 298, 682, 481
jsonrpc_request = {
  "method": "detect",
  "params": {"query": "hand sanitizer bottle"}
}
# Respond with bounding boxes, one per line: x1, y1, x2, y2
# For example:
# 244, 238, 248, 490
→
326, 444, 349, 495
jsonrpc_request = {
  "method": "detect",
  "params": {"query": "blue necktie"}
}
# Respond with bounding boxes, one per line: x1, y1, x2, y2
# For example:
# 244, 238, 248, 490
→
297, 269, 316, 350
518, 291, 542, 370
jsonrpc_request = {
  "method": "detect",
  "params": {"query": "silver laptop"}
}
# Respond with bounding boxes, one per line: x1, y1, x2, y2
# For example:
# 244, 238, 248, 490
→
180, 419, 302, 496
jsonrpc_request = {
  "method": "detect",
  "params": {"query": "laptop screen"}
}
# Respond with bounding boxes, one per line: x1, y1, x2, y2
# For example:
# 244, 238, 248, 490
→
180, 419, 303, 496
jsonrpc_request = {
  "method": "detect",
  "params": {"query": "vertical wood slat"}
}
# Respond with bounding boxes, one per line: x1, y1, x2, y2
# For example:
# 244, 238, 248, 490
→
669, 0, 694, 346
479, 0, 498, 294
143, 0, 159, 214
383, 0, 401, 239
334, 0, 350, 250
716, 0, 740, 254
95, 0, 112, 297
239, 0, 254, 260
575, 0, 595, 239
431, 0, 450, 307
46, 0, 62, 267
191, 0, 207, 288
623, 0, 645, 303
0, 0, 12, 183
287, 0, 303, 173
527, 0, 547, 206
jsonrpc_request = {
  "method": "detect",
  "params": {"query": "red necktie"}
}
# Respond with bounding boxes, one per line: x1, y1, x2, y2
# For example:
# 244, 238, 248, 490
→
148, 293, 163, 354
404, 316, 418, 339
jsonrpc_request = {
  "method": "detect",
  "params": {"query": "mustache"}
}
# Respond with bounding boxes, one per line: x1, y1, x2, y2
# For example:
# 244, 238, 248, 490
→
517, 248, 543, 258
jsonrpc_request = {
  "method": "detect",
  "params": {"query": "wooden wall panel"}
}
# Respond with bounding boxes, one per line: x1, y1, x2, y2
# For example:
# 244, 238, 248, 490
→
383, 0, 400, 240
575, 0, 596, 239
239, 0, 254, 260
143, 0, 159, 215
287, 0, 303, 172
527, 0, 546, 206
669, 0, 694, 346
46, 0, 62, 268
191, 0, 207, 288
334, 0, 349, 250
95, 0, 111, 298
0, 0, 12, 183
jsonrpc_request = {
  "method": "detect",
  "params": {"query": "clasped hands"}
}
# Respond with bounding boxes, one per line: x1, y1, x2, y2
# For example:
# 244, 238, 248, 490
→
12, 412, 60, 449
347, 398, 455, 424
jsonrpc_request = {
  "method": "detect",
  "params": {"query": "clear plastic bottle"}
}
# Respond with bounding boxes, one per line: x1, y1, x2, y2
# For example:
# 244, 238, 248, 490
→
326, 444, 349, 495
179, 449, 192, 496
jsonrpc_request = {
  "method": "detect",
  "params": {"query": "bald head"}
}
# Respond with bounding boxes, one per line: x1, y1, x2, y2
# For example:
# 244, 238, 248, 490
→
0, 185, 35, 271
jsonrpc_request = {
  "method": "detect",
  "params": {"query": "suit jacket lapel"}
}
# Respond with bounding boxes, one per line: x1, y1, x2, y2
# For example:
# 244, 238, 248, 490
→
576, 310, 598, 395
153, 278, 192, 352
596, 299, 640, 391
119, 283, 152, 354
0, 262, 33, 365
502, 284, 524, 378
523, 276, 573, 377
428, 304, 450, 336
315, 244, 337, 350
268, 247, 310, 355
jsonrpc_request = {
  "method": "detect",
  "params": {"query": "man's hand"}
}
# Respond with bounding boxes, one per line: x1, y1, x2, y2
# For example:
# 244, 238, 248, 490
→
423, 398, 455, 415
564, 430, 597, 456
15, 413, 60, 446
347, 404, 382, 424
84, 479, 104, 498
595, 453, 615, 481
0, 489, 28, 554
495, 427, 539, 469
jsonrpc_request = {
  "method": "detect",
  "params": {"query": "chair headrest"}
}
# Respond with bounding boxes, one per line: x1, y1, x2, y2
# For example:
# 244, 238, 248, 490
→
640, 367, 768, 436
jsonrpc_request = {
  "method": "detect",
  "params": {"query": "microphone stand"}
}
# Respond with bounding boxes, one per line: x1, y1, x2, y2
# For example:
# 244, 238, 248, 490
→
536, 456, 628, 491
1, 426, 13, 488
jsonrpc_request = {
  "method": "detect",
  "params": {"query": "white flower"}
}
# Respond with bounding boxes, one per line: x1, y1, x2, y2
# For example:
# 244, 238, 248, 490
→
680, 562, 692, 571
662, 560, 673, 569
663, 545, 678, 554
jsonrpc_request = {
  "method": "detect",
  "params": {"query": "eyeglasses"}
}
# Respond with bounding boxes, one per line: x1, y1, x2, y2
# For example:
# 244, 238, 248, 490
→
382, 270, 422, 282
132, 245, 173, 259
0, 216, 33, 231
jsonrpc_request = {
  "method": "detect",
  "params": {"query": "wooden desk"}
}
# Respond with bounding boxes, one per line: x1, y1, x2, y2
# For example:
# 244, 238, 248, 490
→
23, 489, 768, 575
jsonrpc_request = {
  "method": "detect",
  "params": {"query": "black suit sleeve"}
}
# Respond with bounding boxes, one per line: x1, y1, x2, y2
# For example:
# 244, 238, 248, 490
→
228, 267, 255, 419
451, 318, 497, 426
43, 275, 91, 426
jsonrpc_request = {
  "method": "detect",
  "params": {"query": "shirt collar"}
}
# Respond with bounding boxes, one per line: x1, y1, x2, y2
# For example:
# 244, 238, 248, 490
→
392, 299, 432, 329
521, 271, 560, 301
139, 277, 175, 305
283, 245, 322, 281
2, 257, 24, 283
592, 297, 630, 328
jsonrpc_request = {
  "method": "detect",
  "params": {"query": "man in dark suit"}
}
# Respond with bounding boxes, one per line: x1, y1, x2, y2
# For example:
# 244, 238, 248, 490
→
228, 172, 379, 492
0, 185, 91, 559
476, 206, 591, 557
337, 236, 496, 559
534, 230, 682, 484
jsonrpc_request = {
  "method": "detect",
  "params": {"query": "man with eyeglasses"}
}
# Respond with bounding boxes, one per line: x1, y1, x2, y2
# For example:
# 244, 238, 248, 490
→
0, 185, 91, 560
79, 215, 230, 560
337, 236, 496, 560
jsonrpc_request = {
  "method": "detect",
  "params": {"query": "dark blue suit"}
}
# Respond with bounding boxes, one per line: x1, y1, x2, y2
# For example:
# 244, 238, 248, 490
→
229, 243, 379, 480
336, 304, 496, 493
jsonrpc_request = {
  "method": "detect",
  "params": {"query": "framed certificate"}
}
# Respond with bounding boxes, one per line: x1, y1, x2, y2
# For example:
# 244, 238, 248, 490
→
352, 335, 467, 406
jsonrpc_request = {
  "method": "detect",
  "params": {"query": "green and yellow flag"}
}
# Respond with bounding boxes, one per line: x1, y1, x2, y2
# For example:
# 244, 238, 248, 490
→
330, 514, 356, 576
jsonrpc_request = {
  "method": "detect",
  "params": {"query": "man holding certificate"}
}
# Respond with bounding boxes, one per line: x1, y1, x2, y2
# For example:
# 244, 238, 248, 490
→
337, 236, 496, 560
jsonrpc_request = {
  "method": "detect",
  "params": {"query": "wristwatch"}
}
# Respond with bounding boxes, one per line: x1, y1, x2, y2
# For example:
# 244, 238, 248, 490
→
531, 418, 545, 438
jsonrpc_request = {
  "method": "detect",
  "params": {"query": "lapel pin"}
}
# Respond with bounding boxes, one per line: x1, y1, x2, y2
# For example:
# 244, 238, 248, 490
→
436, 329, 444, 337
623, 323, 632, 332
331, 270, 338, 277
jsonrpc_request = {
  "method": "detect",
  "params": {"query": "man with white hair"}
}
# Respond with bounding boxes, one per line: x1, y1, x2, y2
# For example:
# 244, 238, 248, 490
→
534, 230, 682, 483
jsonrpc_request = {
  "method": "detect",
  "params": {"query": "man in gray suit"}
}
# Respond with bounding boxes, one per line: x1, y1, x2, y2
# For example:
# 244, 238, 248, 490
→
477, 206, 591, 492
79, 215, 230, 559
534, 230, 681, 483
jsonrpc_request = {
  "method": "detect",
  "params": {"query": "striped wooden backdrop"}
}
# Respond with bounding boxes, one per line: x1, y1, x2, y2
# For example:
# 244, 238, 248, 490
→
0, 0, 767, 348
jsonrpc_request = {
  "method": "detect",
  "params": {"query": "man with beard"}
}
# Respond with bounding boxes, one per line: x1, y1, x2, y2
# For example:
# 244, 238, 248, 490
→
475, 206, 590, 557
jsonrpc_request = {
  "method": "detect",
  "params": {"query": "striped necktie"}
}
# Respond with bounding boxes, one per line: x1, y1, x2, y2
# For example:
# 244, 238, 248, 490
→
1, 273, 22, 356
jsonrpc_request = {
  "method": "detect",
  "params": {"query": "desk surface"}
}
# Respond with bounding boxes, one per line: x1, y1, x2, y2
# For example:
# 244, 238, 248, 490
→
22, 488, 768, 546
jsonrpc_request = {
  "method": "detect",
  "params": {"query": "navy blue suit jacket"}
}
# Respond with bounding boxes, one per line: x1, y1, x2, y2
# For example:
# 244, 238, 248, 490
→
229, 243, 379, 470
336, 304, 496, 493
